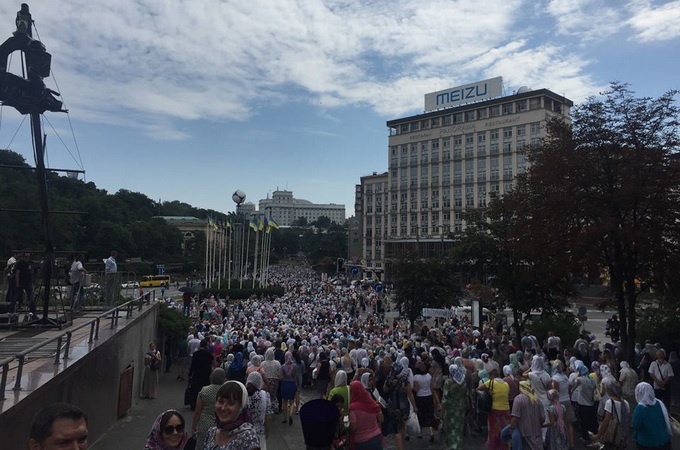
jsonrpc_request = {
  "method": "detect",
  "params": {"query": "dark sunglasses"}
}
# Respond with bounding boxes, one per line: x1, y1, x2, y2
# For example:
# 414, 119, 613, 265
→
163, 424, 185, 435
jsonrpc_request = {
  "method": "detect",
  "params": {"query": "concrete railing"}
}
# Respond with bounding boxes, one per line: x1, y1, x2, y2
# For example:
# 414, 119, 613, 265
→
0, 290, 156, 400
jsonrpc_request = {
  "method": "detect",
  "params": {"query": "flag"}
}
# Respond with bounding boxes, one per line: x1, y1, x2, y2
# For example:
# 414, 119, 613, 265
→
249, 219, 258, 231
258, 218, 265, 231
225, 221, 232, 230
268, 217, 280, 229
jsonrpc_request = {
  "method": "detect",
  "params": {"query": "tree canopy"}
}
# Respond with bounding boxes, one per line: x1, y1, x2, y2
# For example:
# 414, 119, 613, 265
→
389, 253, 460, 329
505, 83, 680, 361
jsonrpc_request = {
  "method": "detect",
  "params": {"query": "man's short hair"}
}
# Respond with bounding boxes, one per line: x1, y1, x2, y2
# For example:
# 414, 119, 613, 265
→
30, 403, 88, 443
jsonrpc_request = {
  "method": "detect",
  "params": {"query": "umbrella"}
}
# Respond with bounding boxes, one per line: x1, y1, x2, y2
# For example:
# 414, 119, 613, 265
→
179, 286, 202, 294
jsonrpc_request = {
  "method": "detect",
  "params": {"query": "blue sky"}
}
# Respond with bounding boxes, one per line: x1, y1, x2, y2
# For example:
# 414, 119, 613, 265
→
0, 0, 678, 217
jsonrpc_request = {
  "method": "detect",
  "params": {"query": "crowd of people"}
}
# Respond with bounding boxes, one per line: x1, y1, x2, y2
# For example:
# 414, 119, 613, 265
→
27, 263, 677, 450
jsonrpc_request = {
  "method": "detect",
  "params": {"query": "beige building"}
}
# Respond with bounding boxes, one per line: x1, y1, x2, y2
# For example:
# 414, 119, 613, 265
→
259, 190, 345, 226
357, 84, 572, 278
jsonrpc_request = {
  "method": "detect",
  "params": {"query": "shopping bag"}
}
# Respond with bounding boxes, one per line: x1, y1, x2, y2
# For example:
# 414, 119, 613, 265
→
405, 410, 420, 436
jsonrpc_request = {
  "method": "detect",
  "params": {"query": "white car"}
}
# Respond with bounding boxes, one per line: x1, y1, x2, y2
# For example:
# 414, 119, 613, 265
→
121, 281, 140, 289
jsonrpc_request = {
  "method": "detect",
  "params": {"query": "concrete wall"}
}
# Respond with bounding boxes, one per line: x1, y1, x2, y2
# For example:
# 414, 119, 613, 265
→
0, 303, 159, 445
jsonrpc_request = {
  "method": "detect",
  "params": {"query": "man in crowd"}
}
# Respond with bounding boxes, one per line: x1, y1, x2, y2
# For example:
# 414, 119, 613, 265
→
69, 254, 87, 311
29, 403, 88, 450
649, 348, 674, 409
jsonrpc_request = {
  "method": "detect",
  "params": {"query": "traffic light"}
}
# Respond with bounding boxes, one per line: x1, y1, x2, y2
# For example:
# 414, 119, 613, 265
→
336, 258, 345, 273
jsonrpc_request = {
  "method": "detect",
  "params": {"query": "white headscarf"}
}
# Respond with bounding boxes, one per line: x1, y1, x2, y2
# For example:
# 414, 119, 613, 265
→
335, 370, 347, 387
635, 382, 671, 436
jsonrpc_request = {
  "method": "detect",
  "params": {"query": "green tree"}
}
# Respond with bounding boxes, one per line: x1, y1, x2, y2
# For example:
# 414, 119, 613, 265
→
311, 215, 331, 228
511, 83, 680, 362
292, 216, 308, 227
389, 254, 460, 330
451, 206, 574, 337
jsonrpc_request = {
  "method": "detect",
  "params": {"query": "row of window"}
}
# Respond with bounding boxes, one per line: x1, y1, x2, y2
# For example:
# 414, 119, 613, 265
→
392, 97, 564, 135
390, 123, 540, 161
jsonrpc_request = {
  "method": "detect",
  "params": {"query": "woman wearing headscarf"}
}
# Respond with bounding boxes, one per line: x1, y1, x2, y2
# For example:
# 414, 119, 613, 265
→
246, 372, 273, 450
571, 363, 598, 440
228, 352, 247, 384
246, 354, 268, 390
632, 382, 672, 450
545, 389, 571, 450
399, 356, 414, 387
280, 350, 299, 426
502, 365, 520, 409
145, 410, 188, 450
618, 361, 638, 416
349, 380, 384, 450
524, 356, 551, 409
477, 368, 510, 450
191, 368, 226, 450
549, 360, 576, 432
380, 356, 416, 450
597, 364, 615, 418
590, 378, 629, 449
441, 361, 467, 450
328, 370, 350, 416
203, 380, 260, 449
261, 347, 281, 413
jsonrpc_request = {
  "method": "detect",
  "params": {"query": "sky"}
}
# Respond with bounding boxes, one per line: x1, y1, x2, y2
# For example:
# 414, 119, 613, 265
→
0, 0, 678, 218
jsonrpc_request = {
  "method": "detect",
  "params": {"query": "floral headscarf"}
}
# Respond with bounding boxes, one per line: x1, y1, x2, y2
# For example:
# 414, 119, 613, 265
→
216, 381, 253, 435
144, 410, 188, 450
449, 363, 466, 385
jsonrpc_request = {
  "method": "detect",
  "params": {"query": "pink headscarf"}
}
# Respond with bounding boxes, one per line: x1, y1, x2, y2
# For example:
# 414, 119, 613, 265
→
547, 389, 565, 435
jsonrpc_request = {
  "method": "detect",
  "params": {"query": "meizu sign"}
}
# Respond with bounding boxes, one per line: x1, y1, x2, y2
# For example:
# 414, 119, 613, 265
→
424, 77, 502, 112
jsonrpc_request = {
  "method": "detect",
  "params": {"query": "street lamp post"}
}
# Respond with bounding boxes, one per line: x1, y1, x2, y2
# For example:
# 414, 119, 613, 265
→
232, 190, 246, 289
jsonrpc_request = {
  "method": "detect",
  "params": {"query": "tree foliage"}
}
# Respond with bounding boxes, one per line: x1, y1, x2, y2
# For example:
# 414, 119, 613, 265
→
0, 149, 225, 270
509, 83, 680, 362
450, 207, 574, 337
389, 254, 460, 329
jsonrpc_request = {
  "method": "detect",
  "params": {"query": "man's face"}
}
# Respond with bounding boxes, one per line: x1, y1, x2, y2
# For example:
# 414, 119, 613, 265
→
29, 417, 88, 450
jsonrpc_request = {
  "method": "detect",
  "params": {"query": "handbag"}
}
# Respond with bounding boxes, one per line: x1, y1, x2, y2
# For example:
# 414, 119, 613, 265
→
184, 434, 197, 450
405, 409, 420, 435
183, 377, 192, 406
478, 380, 494, 413
600, 400, 626, 449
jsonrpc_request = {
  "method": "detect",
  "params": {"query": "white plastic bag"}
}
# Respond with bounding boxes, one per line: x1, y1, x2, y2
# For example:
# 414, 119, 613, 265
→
405, 410, 420, 436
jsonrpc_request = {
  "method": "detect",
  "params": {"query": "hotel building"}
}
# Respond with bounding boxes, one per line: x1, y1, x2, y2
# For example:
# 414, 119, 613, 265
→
357, 78, 572, 279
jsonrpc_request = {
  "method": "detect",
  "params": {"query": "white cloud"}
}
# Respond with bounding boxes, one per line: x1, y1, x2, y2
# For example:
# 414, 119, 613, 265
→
0, 0, 624, 139
627, 0, 680, 42
545, 0, 624, 41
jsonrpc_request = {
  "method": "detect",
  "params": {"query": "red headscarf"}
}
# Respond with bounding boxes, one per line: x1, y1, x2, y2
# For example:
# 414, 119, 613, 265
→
349, 380, 380, 414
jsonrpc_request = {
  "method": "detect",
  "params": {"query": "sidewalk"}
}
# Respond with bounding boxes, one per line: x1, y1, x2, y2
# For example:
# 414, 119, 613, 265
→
90, 368, 457, 449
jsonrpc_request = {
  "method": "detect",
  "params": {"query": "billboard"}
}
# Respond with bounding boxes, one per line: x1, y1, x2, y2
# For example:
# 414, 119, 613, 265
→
424, 76, 502, 112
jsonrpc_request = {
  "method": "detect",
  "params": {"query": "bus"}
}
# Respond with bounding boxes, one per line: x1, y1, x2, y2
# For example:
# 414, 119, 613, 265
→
139, 275, 171, 287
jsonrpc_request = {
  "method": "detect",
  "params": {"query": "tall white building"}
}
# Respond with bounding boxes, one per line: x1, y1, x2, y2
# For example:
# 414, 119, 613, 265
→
259, 190, 345, 226
357, 79, 572, 279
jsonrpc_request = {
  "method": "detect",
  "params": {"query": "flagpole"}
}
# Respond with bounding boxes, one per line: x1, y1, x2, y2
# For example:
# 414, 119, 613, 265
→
217, 223, 222, 290
227, 222, 232, 289
252, 219, 260, 289
204, 217, 210, 285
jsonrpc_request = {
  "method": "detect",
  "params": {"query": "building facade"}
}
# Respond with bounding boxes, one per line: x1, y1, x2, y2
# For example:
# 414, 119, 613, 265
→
357, 84, 572, 279
259, 190, 345, 226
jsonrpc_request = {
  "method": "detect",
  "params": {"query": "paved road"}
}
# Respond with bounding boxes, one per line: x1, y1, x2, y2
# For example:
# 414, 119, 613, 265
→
90, 369, 460, 450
